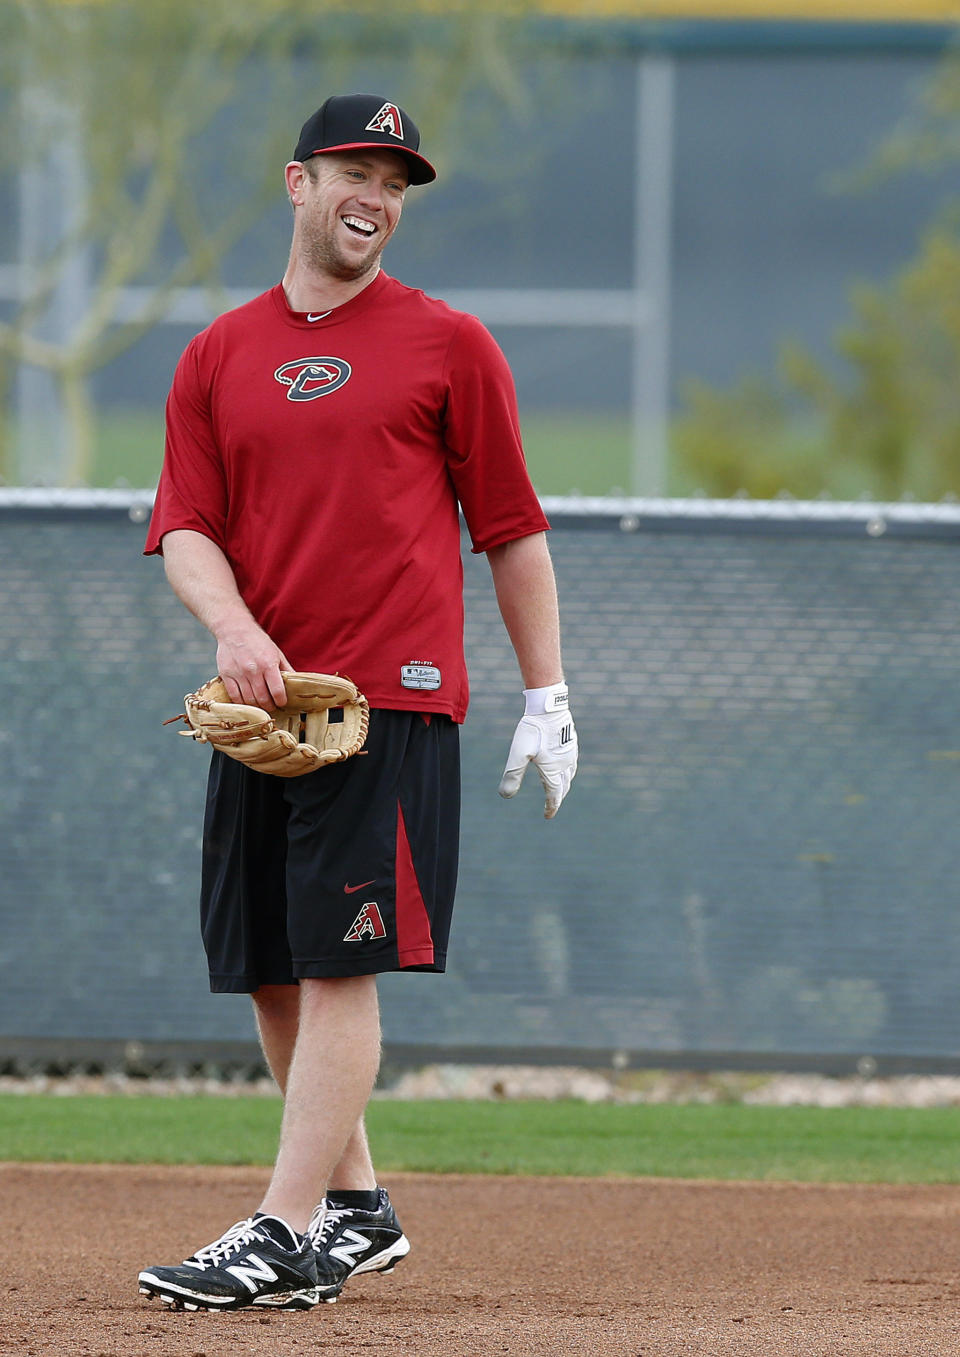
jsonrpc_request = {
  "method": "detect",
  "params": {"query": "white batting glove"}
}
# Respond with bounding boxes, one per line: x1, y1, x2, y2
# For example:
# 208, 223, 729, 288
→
498, 682, 578, 820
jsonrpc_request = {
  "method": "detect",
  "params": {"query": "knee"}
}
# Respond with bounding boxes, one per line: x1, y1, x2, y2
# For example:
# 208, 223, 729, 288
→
251, 982, 301, 1020
298, 974, 378, 1009
301, 973, 377, 992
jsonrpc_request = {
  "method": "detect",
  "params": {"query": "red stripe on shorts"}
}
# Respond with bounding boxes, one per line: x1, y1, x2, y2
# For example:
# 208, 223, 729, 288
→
395, 802, 435, 967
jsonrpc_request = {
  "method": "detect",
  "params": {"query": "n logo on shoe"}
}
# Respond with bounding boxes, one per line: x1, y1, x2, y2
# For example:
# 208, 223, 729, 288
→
344, 901, 387, 942
328, 1228, 372, 1267
226, 1254, 279, 1294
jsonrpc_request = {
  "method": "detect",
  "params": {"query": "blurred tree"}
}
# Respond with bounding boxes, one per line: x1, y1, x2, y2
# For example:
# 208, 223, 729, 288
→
673, 52, 960, 502
0, 0, 536, 485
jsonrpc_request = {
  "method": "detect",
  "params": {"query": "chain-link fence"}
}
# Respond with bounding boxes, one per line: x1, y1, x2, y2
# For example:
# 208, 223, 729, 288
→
2, 494, 960, 1075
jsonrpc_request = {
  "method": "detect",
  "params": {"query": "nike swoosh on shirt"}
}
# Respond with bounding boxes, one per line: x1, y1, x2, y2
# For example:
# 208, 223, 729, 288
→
307, 312, 330, 322
344, 880, 376, 894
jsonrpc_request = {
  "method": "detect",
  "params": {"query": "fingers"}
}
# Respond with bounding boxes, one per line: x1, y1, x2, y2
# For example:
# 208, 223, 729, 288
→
538, 759, 577, 819
216, 631, 290, 710
498, 720, 540, 800
500, 711, 577, 817
538, 766, 564, 820
220, 663, 283, 709
498, 756, 530, 800
264, 663, 290, 709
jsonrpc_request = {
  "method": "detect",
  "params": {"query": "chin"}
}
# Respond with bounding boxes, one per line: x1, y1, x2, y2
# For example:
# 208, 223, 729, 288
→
332, 257, 377, 282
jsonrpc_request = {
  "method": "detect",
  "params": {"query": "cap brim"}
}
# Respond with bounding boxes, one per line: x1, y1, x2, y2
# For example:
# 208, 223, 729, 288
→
301, 141, 436, 185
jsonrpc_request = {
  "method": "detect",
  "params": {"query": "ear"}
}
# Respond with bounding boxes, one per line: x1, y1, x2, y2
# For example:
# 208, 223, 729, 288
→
285, 161, 307, 208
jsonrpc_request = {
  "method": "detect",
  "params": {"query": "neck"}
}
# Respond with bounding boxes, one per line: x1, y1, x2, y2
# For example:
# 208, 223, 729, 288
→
281, 256, 382, 314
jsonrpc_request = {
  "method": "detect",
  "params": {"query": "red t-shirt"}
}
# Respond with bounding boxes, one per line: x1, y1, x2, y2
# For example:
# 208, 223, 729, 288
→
145, 272, 549, 722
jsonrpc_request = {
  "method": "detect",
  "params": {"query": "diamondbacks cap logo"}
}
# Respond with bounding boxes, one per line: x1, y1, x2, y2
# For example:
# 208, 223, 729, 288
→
365, 101, 404, 140
274, 357, 351, 401
344, 901, 387, 942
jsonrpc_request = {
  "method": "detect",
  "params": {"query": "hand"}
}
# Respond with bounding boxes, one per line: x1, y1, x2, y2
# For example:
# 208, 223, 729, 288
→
215, 625, 292, 710
498, 683, 578, 819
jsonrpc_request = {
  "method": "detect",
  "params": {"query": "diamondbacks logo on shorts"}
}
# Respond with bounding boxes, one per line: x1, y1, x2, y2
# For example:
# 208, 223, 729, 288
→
274, 357, 351, 401
365, 102, 404, 140
344, 901, 387, 942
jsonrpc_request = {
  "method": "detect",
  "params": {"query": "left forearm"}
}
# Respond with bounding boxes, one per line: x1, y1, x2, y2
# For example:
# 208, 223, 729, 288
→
486, 532, 564, 690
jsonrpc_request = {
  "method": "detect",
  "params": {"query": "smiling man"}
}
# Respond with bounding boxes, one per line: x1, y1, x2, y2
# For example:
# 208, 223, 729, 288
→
138, 94, 578, 1315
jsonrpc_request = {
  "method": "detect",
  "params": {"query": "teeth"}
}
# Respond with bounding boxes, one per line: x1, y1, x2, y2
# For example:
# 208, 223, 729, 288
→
343, 215, 376, 236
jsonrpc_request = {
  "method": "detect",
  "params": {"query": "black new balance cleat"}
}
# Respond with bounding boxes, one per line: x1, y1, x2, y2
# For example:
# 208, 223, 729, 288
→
247, 1189, 411, 1310
137, 1214, 319, 1311
310, 1188, 411, 1302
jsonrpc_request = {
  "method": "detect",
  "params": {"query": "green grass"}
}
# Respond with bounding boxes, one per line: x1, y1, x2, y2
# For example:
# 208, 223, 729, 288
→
13, 408, 635, 497
14, 404, 960, 501
2, 1097, 960, 1183
522, 415, 631, 497
15, 405, 957, 502
90, 408, 165, 489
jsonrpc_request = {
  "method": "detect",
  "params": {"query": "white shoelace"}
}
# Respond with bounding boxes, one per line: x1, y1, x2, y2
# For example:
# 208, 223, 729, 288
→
184, 1217, 262, 1270
308, 1202, 356, 1249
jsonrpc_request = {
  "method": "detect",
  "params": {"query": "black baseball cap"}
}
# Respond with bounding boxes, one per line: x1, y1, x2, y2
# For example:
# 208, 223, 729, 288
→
293, 94, 436, 186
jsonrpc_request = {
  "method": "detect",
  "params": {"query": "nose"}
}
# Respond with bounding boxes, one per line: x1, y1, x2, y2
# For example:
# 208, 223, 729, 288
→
356, 180, 384, 210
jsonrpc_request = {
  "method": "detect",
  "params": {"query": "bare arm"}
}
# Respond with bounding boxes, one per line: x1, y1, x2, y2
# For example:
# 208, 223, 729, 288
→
486, 532, 564, 688
161, 528, 290, 708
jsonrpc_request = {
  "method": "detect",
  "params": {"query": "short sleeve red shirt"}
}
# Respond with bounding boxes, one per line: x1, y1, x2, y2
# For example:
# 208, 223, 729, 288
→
145, 272, 549, 722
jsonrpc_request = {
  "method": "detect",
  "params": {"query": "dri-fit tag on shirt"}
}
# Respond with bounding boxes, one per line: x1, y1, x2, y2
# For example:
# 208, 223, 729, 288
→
401, 663, 442, 690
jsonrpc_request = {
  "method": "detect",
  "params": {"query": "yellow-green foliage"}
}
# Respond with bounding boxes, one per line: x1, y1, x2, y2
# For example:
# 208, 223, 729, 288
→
0, 0, 538, 486
676, 224, 960, 502
676, 42, 960, 504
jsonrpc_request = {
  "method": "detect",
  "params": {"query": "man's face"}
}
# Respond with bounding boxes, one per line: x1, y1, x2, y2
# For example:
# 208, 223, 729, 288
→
294, 149, 408, 282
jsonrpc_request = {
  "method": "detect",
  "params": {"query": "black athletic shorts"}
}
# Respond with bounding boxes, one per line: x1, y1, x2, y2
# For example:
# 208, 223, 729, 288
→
199, 709, 460, 991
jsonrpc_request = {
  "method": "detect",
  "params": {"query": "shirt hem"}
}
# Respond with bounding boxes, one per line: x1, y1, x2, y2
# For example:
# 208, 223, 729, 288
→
367, 695, 466, 724
470, 520, 551, 555
143, 523, 226, 558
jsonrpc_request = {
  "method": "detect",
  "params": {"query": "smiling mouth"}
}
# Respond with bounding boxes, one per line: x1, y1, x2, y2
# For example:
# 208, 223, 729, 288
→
342, 215, 377, 238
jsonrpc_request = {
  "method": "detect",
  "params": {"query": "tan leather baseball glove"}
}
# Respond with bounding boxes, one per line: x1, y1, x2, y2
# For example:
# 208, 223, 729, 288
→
175, 671, 369, 777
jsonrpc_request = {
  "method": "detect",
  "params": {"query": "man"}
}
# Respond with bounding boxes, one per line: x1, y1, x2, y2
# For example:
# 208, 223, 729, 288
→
138, 93, 577, 1313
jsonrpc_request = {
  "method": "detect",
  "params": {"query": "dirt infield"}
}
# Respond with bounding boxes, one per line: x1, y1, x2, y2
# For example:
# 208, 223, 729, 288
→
4, 1164, 960, 1356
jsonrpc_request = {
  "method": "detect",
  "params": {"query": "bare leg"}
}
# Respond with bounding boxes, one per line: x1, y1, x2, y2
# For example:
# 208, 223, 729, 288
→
329, 1117, 377, 1193
252, 984, 378, 1195
255, 975, 381, 1231
252, 984, 300, 1092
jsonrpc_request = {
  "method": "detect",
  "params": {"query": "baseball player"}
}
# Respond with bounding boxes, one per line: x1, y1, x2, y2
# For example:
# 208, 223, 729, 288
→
137, 92, 577, 1313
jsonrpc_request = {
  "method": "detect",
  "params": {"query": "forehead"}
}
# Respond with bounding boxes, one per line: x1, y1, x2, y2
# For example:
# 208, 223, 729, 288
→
311, 149, 409, 184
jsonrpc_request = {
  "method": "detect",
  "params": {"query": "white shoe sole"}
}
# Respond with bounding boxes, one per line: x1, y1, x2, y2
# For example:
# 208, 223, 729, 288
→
260, 1233, 412, 1309
138, 1269, 319, 1312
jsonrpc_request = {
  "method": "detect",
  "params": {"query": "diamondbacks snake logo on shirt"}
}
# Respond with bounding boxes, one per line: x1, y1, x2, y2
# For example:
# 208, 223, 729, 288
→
274, 357, 352, 401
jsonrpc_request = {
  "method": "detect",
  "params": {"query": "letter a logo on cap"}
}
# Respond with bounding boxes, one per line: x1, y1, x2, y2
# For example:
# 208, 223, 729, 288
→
365, 102, 404, 140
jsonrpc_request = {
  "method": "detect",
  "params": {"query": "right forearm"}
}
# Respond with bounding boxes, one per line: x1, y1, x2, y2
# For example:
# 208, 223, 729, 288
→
161, 528, 289, 706
162, 529, 257, 641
